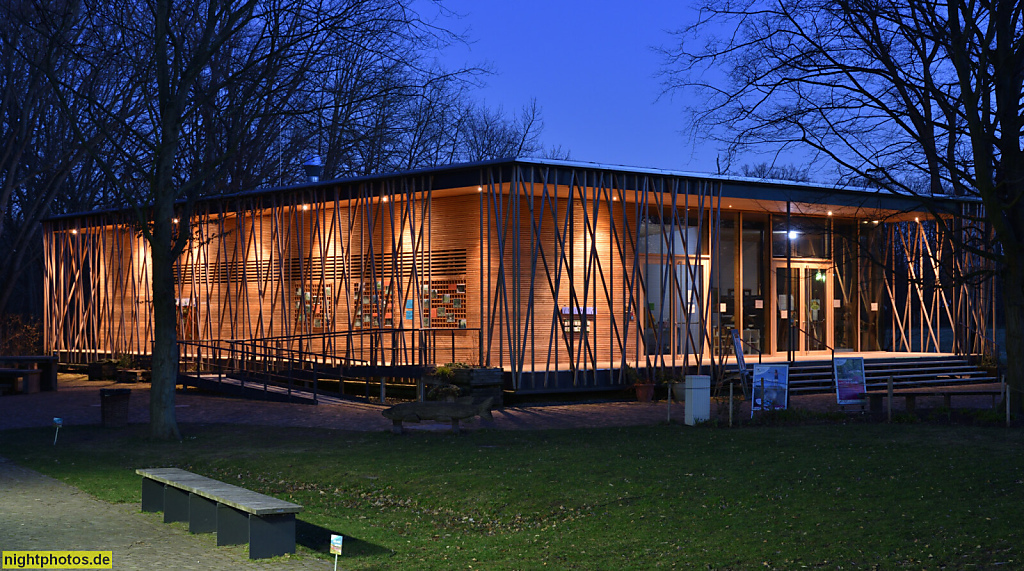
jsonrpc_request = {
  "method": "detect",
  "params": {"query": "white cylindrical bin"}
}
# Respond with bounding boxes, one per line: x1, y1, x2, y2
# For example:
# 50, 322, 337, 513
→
684, 375, 711, 426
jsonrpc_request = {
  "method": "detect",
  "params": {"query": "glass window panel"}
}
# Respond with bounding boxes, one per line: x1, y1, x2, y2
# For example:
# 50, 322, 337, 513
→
714, 213, 737, 354
741, 217, 766, 355
772, 216, 831, 259
833, 220, 859, 351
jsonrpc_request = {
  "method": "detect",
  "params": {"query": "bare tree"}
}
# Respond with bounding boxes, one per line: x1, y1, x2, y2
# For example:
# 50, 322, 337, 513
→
661, 1, 1024, 408
40, 0, 468, 440
6, 0, 562, 440
0, 0, 101, 318
460, 98, 544, 162
739, 163, 811, 182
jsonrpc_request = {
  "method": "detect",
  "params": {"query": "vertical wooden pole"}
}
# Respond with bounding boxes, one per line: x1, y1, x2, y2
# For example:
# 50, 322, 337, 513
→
887, 375, 893, 422
729, 382, 734, 428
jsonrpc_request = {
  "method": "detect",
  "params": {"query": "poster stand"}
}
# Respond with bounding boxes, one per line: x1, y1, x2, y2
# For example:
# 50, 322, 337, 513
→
834, 357, 867, 405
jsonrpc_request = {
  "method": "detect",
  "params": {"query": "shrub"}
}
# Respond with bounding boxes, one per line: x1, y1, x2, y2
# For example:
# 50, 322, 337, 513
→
113, 353, 138, 369
430, 365, 455, 381
427, 383, 462, 400
0, 314, 42, 356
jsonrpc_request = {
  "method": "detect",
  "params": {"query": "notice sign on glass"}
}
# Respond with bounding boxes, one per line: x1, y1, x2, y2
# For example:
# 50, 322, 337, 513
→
834, 357, 867, 405
751, 364, 789, 416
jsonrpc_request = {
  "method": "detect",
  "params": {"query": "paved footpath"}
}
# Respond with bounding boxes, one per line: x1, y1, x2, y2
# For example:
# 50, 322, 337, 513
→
0, 375, 728, 432
0, 456, 329, 570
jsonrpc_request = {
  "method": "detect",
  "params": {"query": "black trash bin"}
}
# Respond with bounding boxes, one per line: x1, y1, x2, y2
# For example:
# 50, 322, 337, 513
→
100, 388, 130, 428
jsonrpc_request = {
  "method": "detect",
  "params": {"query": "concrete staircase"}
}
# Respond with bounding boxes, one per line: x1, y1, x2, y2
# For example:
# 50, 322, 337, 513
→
784, 355, 998, 394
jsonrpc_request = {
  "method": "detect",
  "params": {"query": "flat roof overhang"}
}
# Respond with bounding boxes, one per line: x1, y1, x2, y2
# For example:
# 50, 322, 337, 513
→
46, 157, 972, 225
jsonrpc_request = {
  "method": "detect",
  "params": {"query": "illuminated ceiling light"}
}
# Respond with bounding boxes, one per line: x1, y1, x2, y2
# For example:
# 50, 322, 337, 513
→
914, 216, 920, 222
172, 218, 179, 224
70, 229, 78, 235
382, 196, 389, 203
477, 186, 483, 192
872, 220, 880, 225
612, 195, 619, 201
301, 204, 310, 211
827, 211, 833, 216
787, 230, 799, 240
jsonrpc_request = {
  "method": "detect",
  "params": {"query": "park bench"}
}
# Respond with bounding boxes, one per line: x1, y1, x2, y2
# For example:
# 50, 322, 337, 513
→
136, 467, 302, 559
0, 368, 41, 395
863, 388, 1003, 414
383, 397, 494, 434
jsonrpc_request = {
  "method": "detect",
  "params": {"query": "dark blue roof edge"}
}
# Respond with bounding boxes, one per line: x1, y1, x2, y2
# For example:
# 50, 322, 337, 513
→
44, 157, 977, 223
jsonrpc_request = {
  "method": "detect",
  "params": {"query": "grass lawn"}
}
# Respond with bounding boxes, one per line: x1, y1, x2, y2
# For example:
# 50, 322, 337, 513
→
1, 422, 1021, 569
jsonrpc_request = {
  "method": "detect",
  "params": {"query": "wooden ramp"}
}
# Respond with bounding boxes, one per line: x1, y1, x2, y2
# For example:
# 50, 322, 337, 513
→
178, 373, 322, 405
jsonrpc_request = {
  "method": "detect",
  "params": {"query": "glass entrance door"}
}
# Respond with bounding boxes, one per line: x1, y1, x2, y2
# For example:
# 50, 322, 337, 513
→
773, 262, 832, 355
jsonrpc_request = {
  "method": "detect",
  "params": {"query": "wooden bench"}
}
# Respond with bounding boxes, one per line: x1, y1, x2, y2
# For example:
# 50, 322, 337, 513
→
137, 468, 302, 559
864, 388, 1003, 414
0, 368, 42, 395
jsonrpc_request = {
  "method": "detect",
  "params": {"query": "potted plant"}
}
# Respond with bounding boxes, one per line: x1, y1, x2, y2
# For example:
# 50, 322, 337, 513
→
88, 358, 118, 381
422, 364, 454, 400
624, 364, 654, 402
656, 368, 685, 402
447, 362, 504, 407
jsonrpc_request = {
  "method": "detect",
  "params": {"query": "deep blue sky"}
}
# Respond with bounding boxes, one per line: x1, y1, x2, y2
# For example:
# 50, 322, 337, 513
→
432, 1, 718, 172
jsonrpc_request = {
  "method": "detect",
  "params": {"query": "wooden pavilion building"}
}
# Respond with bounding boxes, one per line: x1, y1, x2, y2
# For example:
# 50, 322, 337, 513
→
43, 159, 999, 397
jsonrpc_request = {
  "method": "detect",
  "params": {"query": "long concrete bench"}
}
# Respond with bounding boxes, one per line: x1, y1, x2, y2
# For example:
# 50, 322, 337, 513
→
137, 467, 302, 559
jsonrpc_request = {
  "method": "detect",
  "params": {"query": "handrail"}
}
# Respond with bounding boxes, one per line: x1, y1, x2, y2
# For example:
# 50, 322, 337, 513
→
789, 323, 835, 364
735, 334, 763, 365
176, 338, 296, 401
177, 327, 482, 403
262, 327, 480, 368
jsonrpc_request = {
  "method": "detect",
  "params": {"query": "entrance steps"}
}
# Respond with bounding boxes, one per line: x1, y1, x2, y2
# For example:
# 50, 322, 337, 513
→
781, 355, 998, 394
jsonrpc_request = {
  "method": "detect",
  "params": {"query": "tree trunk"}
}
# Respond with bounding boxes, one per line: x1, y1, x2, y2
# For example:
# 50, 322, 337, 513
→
1003, 260, 1024, 416
149, 214, 181, 441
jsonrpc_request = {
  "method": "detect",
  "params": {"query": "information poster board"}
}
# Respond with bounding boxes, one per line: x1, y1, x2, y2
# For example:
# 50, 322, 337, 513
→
834, 356, 867, 405
751, 364, 789, 415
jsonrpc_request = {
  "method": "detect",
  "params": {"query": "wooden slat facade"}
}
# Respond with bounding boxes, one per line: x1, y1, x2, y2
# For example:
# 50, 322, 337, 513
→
42, 160, 998, 394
